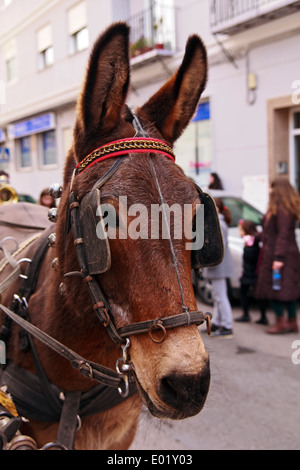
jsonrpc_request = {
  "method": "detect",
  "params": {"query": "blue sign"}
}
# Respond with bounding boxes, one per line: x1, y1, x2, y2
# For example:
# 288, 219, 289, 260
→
0, 147, 10, 163
11, 113, 55, 138
192, 102, 210, 122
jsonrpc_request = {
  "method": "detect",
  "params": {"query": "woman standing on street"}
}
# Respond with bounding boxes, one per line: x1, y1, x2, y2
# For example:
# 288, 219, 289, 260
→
255, 177, 300, 334
203, 198, 234, 337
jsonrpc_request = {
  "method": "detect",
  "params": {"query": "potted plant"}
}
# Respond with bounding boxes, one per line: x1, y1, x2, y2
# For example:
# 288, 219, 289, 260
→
153, 17, 164, 49
130, 36, 152, 57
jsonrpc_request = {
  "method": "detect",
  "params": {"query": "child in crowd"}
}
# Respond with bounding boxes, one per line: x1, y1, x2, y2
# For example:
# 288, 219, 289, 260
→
235, 219, 267, 324
39, 188, 56, 208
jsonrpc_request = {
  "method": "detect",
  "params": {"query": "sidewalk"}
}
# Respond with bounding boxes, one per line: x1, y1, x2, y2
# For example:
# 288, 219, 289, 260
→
130, 301, 300, 450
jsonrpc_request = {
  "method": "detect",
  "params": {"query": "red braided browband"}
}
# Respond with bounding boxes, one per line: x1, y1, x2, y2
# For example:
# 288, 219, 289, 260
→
76, 137, 176, 174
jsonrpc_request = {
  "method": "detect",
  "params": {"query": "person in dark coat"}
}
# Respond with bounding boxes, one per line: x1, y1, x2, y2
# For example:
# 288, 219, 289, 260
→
255, 177, 300, 334
235, 219, 268, 324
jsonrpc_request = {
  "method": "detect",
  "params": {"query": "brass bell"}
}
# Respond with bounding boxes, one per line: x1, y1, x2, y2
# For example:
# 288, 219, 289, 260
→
48, 233, 56, 247
48, 207, 59, 223
49, 183, 62, 199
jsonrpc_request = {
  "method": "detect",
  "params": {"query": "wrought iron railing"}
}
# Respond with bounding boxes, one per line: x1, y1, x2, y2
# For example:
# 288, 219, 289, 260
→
210, 0, 300, 34
127, 5, 176, 59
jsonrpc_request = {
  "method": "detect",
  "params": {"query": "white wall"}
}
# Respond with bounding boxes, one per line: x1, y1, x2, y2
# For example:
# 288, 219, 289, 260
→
1, 1, 300, 207
208, 30, 300, 204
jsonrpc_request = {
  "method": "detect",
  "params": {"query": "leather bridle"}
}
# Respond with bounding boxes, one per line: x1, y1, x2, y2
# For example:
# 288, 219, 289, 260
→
0, 110, 212, 401
65, 110, 212, 396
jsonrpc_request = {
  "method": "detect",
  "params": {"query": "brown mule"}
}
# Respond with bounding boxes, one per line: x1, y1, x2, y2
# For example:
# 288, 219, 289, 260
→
0, 23, 217, 450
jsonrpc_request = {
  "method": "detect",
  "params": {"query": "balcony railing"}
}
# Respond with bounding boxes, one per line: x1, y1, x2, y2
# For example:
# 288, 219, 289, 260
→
210, 0, 300, 35
127, 5, 176, 60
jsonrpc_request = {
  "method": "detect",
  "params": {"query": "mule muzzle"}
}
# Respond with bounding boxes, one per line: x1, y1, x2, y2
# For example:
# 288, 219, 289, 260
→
136, 358, 210, 420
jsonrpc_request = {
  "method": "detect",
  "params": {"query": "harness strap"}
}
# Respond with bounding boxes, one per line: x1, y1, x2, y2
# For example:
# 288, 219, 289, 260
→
118, 311, 212, 337
0, 229, 53, 346
68, 191, 125, 345
56, 391, 81, 450
0, 266, 21, 298
0, 238, 21, 299
0, 361, 136, 423
18, 226, 54, 301
0, 304, 129, 389
0, 234, 42, 302
0, 302, 211, 387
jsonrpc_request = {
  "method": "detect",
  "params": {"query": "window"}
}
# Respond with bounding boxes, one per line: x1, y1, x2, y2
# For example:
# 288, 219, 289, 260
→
18, 136, 32, 169
41, 130, 56, 166
175, 102, 212, 187
4, 39, 17, 82
68, 1, 89, 54
294, 111, 300, 130
39, 46, 54, 69
37, 24, 54, 70
2, 0, 12, 8
146, 0, 175, 49
151, 0, 175, 49
70, 27, 89, 54
6, 58, 17, 82
221, 198, 263, 227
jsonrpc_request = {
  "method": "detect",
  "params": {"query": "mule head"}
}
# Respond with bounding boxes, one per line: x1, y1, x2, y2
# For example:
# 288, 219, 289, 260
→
58, 23, 211, 420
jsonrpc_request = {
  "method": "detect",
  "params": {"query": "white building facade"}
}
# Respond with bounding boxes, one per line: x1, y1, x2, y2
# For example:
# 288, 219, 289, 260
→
0, 0, 299, 211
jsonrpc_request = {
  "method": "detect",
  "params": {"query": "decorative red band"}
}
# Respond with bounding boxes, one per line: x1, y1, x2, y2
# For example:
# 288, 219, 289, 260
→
76, 137, 176, 174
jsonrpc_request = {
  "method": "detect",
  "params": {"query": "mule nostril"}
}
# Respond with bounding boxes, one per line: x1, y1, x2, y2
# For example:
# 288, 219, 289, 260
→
158, 361, 210, 417
161, 377, 190, 403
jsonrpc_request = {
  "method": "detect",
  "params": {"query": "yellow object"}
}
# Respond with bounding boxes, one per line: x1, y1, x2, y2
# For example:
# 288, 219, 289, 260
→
248, 72, 257, 90
0, 183, 18, 205
0, 389, 18, 417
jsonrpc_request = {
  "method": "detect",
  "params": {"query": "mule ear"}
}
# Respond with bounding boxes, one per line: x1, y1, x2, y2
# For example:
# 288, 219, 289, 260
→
77, 22, 130, 136
138, 35, 207, 144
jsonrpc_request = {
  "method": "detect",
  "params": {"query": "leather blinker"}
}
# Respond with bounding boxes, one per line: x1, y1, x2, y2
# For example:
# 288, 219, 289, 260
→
79, 188, 111, 275
191, 187, 224, 269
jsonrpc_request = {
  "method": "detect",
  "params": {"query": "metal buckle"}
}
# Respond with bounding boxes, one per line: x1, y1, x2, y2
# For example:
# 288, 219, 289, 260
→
78, 361, 94, 379
40, 442, 68, 450
13, 294, 28, 309
205, 313, 212, 336
116, 338, 132, 398
149, 320, 167, 344
17, 258, 32, 280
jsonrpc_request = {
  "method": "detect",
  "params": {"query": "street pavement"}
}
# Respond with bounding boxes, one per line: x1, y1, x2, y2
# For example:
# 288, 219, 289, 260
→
130, 300, 300, 450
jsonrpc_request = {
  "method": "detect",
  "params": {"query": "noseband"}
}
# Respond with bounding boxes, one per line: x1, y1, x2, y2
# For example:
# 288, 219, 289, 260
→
0, 110, 212, 402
